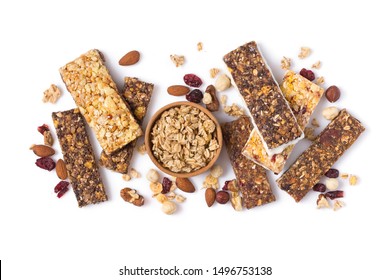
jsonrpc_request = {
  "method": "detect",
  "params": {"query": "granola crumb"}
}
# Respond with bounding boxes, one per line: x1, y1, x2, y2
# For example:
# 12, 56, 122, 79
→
224, 103, 245, 117
349, 175, 358, 186
137, 143, 147, 155
130, 168, 141, 179
316, 76, 325, 85
298, 47, 311, 59
175, 194, 186, 203
304, 127, 317, 141
122, 174, 131, 181
281, 56, 292, 70
311, 60, 321, 69
333, 200, 345, 211
43, 130, 54, 146
197, 42, 203, 51
311, 118, 320, 128
317, 194, 330, 209
43, 84, 61, 103
210, 68, 220, 78
203, 174, 219, 190
170, 54, 185, 67
340, 173, 349, 179
221, 95, 227, 106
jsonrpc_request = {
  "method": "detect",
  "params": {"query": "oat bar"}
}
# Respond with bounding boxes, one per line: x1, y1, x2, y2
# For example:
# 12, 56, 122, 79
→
59, 49, 143, 154
223, 41, 303, 154
222, 116, 275, 209
52, 108, 107, 207
100, 77, 154, 174
242, 71, 324, 173
276, 109, 365, 202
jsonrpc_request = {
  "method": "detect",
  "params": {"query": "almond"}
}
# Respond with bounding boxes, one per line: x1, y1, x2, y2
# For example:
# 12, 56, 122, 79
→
56, 159, 68, 180
176, 177, 195, 193
167, 85, 190, 96
205, 188, 216, 207
119, 50, 140, 66
31, 144, 55, 157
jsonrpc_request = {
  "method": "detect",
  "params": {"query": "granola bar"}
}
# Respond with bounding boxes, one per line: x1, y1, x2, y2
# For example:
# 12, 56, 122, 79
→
276, 109, 365, 202
52, 108, 107, 207
100, 77, 154, 173
242, 71, 324, 173
223, 41, 303, 154
222, 116, 275, 209
59, 49, 143, 154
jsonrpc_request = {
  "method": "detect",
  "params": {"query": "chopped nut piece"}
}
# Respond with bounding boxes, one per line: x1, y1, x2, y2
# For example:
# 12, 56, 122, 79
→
322, 106, 340, 120
137, 143, 147, 155
120, 188, 144, 206
298, 47, 311, 59
122, 174, 131, 181
154, 193, 168, 203
43, 130, 54, 146
316, 76, 325, 85
311, 118, 320, 128
197, 42, 203, 51
43, 84, 61, 103
333, 200, 345, 211
304, 127, 317, 141
129, 168, 141, 179
162, 201, 177, 215
203, 174, 219, 189
231, 192, 243, 211
170, 54, 185, 67
223, 179, 239, 192
166, 192, 176, 200
340, 173, 349, 179
146, 169, 160, 183
202, 92, 213, 105
325, 178, 339, 191
349, 175, 358, 185
210, 165, 223, 178
215, 74, 231, 91
224, 103, 245, 117
150, 182, 163, 194
317, 194, 330, 209
205, 85, 220, 112
221, 95, 227, 106
281, 56, 292, 70
210, 68, 220, 78
311, 60, 321, 69
175, 194, 186, 203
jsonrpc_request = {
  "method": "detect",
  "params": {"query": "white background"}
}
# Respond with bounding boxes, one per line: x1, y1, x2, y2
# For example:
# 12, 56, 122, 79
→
1, 0, 389, 279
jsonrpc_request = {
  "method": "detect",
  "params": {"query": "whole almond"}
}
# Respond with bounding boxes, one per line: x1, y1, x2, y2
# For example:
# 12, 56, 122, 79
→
56, 159, 68, 180
167, 85, 190, 96
176, 177, 195, 193
31, 144, 55, 157
205, 188, 216, 207
119, 50, 140, 66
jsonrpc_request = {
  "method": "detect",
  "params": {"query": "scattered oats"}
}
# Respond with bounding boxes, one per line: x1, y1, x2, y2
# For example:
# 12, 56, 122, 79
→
170, 54, 185, 67
221, 95, 227, 106
349, 175, 358, 186
325, 178, 339, 191
317, 194, 330, 209
311, 118, 320, 128
210, 68, 220, 78
316, 76, 325, 85
197, 42, 203, 51
122, 174, 131, 181
137, 143, 147, 155
311, 60, 321, 69
147, 169, 160, 183
43, 84, 61, 103
130, 168, 141, 179
175, 194, 186, 203
340, 173, 349, 179
203, 174, 219, 189
224, 103, 245, 117
333, 200, 345, 211
298, 47, 311, 59
202, 92, 213, 105
304, 127, 317, 141
43, 130, 54, 146
215, 74, 231, 91
322, 106, 340, 120
281, 56, 292, 70
210, 165, 223, 178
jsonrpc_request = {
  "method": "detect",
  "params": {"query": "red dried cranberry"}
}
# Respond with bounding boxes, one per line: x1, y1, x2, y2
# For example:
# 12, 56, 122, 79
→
57, 186, 69, 198
37, 124, 49, 135
325, 190, 344, 200
299, 68, 315, 81
324, 168, 339, 178
161, 177, 172, 194
313, 183, 326, 192
186, 89, 203, 103
54, 181, 69, 193
35, 157, 56, 171
183, 74, 202, 87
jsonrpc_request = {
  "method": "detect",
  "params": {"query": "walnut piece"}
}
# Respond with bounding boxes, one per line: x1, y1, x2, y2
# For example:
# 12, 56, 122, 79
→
298, 47, 311, 59
42, 84, 61, 103
120, 188, 144, 206
170, 54, 185, 67
281, 56, 292, 70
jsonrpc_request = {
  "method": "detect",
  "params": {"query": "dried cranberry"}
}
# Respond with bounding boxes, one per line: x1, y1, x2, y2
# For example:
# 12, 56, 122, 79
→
325, 190, 344, 200
57, 186, 69, 198
35, 157, 56, 171
324, 168, 339, 178
54, 181, 69, 193
186, 89, 203, 103
313, 183, 326, 192
161, 177, 172, 194
299, 68, 315, 81
183, 74, 202, 87
37, 124, 49, 135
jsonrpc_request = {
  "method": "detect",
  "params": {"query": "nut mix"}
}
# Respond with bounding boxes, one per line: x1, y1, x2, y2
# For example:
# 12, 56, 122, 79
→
325, 85, 341, 103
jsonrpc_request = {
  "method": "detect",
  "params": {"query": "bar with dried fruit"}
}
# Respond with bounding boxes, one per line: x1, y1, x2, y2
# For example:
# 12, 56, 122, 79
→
222, 116, 275, 209
276, 109, 365, 202
242, 70, 324, 173
100, 77, 154, 173
59, 49, 143, 154
52, 108, 107, 207
223, 41, 303, 155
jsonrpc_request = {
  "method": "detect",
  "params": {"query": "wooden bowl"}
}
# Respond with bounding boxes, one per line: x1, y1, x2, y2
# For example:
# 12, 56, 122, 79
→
145, 101, 223, 178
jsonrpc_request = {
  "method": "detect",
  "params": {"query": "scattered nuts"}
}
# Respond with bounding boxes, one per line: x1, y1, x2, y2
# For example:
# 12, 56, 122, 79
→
119, 50, 140, 66
170, 54, 185, 67
176, 177, 195, 193
197, 42, 203, 51
349, 175, 358, 186
205, 188, 216, 207
317, 194, 330, 208
154, 193, 168, 204
231, 192, 242, 211
325, 85, 341, 103
43, 130, 54, 146
210, 165, 223, 178
162, 200, 177, 215
43, 84, 61, 103
216, 191, 230, 204
30, 144, 55, 157
325, 178, 339, 191
210, 68, 220, 78
55, 159, 68, 180
146, 169, 160, 183
311, 61, 321, 69
203, 174, 219, 189
167, 85, 190, 96
281, 56, 292, 70
298, 47, 311, 59
333, 200, 345, 211
202, 92, 213, 105
224, 103, 245, 117
215, 74, 231, 91
205, 85, 220, 112
175, 194, 186, 203
150, 182, 163, 194
120, 188, 144, 206
322, 106, 340, 120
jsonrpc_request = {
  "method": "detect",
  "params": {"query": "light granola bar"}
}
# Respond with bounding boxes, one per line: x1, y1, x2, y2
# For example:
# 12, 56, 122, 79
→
52, 108, 107, 207
242, 71, 324, 173
276, 109, 365, 202
222, 116, 275, 209
223, 41, 303, 154
59, 49, 142, 154
100, 77, 154, 174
